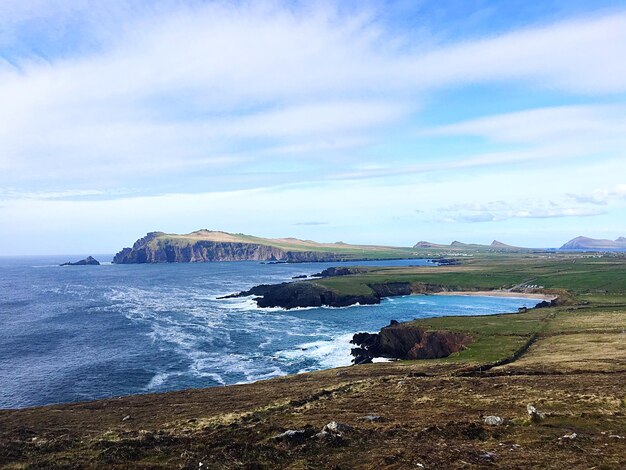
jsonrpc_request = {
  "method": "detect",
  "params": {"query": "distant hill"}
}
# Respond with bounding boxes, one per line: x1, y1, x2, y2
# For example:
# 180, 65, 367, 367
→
113, 230, 420, 264
413, 239, 527, 251
560, 236, 626, 251
413, 241, 448, 248
491, 240, 515, 248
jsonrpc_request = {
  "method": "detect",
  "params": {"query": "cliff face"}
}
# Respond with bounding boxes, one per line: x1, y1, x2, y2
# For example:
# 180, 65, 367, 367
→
351, 322, 472, 364
113, 232, 341, 263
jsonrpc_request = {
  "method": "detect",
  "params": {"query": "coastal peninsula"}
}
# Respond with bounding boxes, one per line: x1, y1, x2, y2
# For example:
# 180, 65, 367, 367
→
112, 230, 426, 263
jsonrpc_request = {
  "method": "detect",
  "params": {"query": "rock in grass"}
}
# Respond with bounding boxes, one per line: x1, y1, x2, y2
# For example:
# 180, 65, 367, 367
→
527, 404, 546, 422
359, 415, 383, 422
272, 428, 315, 444
322, 421, 354, 434
484, 416, 506, 426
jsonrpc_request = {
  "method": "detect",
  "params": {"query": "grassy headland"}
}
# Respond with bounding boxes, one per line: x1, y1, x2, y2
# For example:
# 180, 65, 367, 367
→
113, 229, 539, 263
1, 251, 625, 468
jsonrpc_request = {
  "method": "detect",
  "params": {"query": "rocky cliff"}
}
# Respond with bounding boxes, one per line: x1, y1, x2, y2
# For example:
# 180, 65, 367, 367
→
350, 320, 472, 364
113, 232, 342, 263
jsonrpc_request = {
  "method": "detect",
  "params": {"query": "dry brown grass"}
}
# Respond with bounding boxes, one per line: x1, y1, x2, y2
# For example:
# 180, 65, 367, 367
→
495, 333, 626, 373
545, 309, 626, 333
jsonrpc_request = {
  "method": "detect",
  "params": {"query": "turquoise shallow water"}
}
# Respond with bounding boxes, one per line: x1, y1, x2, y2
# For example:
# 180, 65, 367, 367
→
0, 257, 538, 409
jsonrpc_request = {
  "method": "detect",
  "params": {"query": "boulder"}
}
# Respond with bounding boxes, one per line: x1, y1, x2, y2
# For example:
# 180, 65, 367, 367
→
527, 404, 546, 422
359, 415, 383, 422
322, 421, 353, 434
484, 416, 505, 426
272, 428, 315, 444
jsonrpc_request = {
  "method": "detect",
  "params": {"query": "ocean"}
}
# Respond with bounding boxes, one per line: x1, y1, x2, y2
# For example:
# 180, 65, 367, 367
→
0, 256, 538, 409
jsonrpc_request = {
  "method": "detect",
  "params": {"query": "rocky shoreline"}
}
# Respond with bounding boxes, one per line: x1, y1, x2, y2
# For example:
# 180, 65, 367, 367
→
221, 267, 560, 310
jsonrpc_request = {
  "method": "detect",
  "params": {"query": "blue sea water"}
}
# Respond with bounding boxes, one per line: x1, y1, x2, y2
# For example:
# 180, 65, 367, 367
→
0, 256, 539, 409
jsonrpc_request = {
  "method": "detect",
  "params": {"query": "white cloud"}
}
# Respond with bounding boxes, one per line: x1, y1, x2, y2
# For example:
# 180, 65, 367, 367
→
402, 12, 626, 94
1, 5, 626, 189
331, 143, 590, 180
0, 188, 111, 200
423, 104, 626, 145
568, 184, 626, 206
439, 199, 606, 223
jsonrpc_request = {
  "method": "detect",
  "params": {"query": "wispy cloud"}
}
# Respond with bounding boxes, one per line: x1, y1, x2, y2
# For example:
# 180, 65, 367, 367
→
1, 4, 626, 189
422, 104, 626, 145
438, 199, 606, 223
330, 144, 590, 180
0, 188, 110, 200
568, 184, 626, 206
292, 221, 328, 226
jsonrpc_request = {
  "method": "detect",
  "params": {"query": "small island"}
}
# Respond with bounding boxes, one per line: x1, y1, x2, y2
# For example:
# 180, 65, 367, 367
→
60, 256, 100, 266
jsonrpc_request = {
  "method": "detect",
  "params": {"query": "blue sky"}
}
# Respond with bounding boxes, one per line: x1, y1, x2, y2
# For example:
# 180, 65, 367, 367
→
1, 0, 626, 254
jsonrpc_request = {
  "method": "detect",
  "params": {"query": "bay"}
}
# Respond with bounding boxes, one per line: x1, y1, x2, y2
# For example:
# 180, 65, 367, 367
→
0, 256, 538, 409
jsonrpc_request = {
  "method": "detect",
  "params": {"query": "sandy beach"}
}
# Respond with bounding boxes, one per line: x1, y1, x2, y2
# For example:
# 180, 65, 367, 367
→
434, 291, 557, 301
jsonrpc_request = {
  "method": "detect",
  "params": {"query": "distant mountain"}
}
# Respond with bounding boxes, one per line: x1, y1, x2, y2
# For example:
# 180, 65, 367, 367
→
560, 236, 626, 251
491, 240, 514, 248
413, 241, 448, 248
413, 239, 528, 251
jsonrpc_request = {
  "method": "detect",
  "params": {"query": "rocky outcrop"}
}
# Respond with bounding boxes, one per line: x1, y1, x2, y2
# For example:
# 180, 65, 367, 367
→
113, 232, 344, 264
223, 279, 471, 309
221, 282, 381, 309
533, 297, 565, 309
311, 267, 370, 278
351, 321, 472, 364
60, 256, 100, 266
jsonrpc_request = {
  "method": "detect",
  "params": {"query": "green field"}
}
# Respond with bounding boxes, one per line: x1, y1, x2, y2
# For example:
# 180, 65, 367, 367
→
313, 254, 626, 296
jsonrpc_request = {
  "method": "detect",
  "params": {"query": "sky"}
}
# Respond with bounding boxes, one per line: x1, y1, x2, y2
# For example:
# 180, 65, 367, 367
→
1, 0, 626, 255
